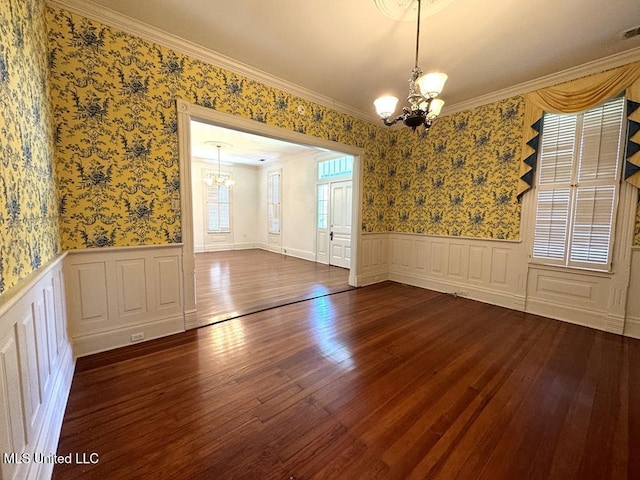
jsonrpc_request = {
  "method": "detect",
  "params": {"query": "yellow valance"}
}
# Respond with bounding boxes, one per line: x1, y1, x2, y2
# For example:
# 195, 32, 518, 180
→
518, 60, 640, 200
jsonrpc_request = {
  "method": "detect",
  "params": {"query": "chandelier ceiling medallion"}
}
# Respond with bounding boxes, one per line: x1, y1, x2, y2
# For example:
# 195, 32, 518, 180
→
373, 0, 448, 132
204, 141, 236, 187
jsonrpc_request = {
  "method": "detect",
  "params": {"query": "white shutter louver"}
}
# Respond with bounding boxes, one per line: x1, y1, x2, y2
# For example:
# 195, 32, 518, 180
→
532, 96, 624, 270
533, 188, 571, 262
268, 172, 281, 234
206, 176, 231, 233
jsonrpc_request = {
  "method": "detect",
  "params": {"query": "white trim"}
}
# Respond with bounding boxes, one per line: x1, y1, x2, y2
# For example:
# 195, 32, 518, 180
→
0, 252, 67, 318
64, 245, 185, 355
23, 343, 74, 480
444, 47, 640, 115
281, 247, 316, 263
525, 297, 608, 331
389, 270, 524, 311
625, 316, 640, 339
0, 255, 74, 480
48, 1, 640, 120
72, 314, 184, 357
177, 100, 364, 329
47, 0, 377, 123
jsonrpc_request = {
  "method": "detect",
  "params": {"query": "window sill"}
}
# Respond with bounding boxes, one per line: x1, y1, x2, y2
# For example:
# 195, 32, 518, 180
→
527, 261, 612, 278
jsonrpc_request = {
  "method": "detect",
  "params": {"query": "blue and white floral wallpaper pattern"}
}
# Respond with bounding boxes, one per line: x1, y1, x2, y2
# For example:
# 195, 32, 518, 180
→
46, 6, 391, 249
2, 1, 636, 300
46, 5, 533, 249
0, 0, 59, 295
366, 96, 525, 239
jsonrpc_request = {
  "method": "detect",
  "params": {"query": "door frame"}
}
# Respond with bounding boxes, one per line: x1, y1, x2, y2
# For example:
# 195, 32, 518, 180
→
176, 100, 364, 329
316, 178, 353, 268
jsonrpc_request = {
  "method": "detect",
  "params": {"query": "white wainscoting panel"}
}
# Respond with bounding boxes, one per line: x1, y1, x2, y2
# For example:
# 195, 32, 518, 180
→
359, 232, 638, 337
625, 247, 640, 339
64, 245, 185, 356
0, 255, 74, 480
358, 233, 390, 286
385, 233, 528, 311
526, 265, 612, 332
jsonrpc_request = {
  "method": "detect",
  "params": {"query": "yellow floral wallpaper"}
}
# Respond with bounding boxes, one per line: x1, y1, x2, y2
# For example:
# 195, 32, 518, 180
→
44, 5, 639, 250
369, 97, 524, 239
46, 6, 529, 249
46, 6, 390, 248
0, 0, 59, 295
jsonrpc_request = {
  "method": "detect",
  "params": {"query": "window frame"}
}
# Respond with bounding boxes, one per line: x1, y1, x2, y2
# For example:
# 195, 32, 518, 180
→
530, 96, 626, 272
204, 170, 232, 234
267, 170, 281, 235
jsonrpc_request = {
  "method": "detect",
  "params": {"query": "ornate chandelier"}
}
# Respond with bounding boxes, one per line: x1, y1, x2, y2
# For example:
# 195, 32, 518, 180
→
373, 0, 447, 131
204, 142, 236, 187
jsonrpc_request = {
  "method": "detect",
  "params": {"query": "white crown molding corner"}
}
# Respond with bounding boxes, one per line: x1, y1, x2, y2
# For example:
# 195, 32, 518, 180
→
47, 1, 640, 123
47, 0, 380, 124
444, 46, 640, 116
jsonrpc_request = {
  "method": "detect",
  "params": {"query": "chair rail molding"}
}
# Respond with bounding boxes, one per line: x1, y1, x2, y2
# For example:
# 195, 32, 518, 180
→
64, 245, 185, 356
0, 254, 74, 480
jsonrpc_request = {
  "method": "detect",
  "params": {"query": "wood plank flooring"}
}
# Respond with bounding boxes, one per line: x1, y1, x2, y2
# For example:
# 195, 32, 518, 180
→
54, 282, 640, 480
195, 250, 351, 325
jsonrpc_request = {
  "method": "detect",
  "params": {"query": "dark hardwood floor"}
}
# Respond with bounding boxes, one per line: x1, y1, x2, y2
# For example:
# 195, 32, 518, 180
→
54, 282, 640, 479
195, 249, 352, 325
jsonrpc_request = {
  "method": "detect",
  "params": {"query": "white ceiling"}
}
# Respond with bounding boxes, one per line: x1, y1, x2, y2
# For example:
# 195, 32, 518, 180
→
190, 120, 332, 166
80, 0, 640, 119
73, 0, 640, 163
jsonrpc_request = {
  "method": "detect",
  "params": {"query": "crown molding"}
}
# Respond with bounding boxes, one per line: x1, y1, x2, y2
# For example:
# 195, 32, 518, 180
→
443, 46, 640, 116
47, 1, 640, 122
47, 0, 381, 124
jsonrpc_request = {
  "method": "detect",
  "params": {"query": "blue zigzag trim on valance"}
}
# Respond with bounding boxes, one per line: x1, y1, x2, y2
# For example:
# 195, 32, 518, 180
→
625, 103, 640, 181
625, 160, 640, 179
517, 116, 542, 201
629, 119, 640, 141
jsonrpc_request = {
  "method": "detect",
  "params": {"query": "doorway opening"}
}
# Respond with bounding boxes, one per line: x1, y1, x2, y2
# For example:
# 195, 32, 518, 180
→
177, 101, 363, 329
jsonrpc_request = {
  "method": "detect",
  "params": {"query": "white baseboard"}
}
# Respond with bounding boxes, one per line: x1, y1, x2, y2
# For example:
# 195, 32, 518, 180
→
526, 297, 608, 332
184, 309, 198, 330
281, 247, 316, 262
73, 314, 185, 357
233, 243, 258, 250
624, 316, 640, 339
356, 271, 389, 287
389, 271, 523, 311
195, 243, 260, 253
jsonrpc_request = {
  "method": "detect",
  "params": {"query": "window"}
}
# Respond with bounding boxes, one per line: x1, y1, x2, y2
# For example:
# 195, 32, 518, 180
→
317, 184, 329, 229
532, 96, 625, 270
206, 174, 231, 233
267, 171, 281, 234
318, 156, 353, 180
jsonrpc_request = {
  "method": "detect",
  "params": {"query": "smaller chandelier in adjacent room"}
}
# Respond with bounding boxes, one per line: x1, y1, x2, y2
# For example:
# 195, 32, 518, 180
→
204, 142, 236, 187
373, 0, 448, 131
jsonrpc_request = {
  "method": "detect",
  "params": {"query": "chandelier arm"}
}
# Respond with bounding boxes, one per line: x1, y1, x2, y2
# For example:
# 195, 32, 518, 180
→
414, 0, 422, 69
382, 114, 406, 127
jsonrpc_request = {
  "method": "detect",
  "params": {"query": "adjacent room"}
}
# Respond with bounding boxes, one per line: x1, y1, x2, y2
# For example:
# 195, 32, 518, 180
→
188, 120, 355, 325
1, 0, 640, 479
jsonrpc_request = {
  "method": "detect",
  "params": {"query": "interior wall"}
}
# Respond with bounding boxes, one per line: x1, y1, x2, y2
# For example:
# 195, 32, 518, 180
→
46, 5, 388, 252
257, 151, 318, 260
191, 159, 260, 252
380, 96, 525, 240
0, 0, 59, 296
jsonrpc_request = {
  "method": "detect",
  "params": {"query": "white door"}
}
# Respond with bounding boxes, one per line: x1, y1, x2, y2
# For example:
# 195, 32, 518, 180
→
329, 181, 352, 268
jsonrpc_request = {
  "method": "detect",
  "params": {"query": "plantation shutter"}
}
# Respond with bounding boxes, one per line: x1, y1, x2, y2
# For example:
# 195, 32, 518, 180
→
569, 98, 624, 266
532, 96, 625, 270
207, 183, 230, 232
268, 172, 281, 234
